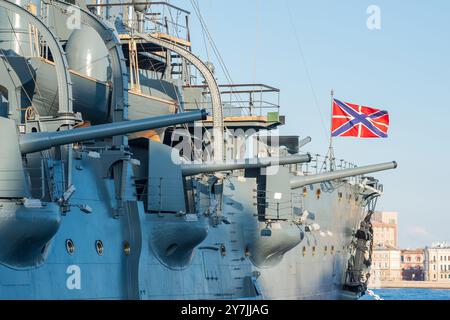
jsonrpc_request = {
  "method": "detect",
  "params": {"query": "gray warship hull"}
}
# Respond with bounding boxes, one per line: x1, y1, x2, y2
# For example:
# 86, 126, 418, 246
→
0, 162, 365, 300
0, 0, 395, 300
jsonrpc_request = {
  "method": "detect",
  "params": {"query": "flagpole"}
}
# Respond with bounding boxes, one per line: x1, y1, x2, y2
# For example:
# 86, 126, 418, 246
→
329, 89, 335, 171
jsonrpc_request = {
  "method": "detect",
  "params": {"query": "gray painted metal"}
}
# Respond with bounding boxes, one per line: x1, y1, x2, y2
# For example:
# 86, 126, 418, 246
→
181, 154, 312, 176
51, 0, 129, 133
0, 201, 61, 269
0, 117, 27, 197
148, 215, 209, 270
132, 31, 224, 161
28, 58, 175, 124
0, 1, 398, 301
0, 0, 73, 115
0, 0, 38, 56
19, 110, 207, 154
29, 58, 110, 121
0, 56, 26, 121
65, 25, 111, 81
290, 161, 398, 189
147, 141, 187, 213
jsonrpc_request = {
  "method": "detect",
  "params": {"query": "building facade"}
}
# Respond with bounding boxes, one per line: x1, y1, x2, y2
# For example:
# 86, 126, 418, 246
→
373, 211, 398, 226
401, 249, 424, 281
372, 211, 398, 248
370, 244, 402, 283
424, 243, 450, 282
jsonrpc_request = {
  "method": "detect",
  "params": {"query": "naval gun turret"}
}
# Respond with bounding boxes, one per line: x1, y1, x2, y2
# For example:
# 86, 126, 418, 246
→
290, 161, 398, 189
0, 110, 207, 269
180, 154, 312, 177
19, 110, 207, 154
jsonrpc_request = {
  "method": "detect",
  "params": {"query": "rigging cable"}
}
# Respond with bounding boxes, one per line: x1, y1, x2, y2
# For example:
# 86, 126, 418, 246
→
284, 0, 329, 142
190, 0, 247, 113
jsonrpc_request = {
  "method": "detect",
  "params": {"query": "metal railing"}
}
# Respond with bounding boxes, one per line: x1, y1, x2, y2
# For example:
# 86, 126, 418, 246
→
298, 154, 358, 175
88, 1, 191, 43
184, 84, 281, 118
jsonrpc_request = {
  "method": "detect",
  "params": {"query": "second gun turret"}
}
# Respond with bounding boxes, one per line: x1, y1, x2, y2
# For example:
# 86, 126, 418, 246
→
290, 161, 398, 189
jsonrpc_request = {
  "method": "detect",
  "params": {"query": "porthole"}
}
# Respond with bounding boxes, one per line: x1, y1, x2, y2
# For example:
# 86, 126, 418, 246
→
324, 246, 328, 255
66, 239, 75, 255
220, 244, 227, 257
123, 241, 131, 256
244, 246, 251, 257
302, 246, 307, 257
331, 245, 335, 254
312, 246, 316, 256
95, 240, 104, 256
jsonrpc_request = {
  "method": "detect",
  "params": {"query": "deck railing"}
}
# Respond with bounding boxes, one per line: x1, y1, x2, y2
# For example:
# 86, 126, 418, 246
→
184, 84, 281, 119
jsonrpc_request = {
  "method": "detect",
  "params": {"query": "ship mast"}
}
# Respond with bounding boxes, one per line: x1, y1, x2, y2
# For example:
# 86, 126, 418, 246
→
328, 89, 336, 171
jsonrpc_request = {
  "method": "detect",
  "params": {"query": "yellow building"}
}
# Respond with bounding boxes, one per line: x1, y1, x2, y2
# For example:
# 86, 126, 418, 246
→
372, 211, 398, 248
371, 244, 402, 284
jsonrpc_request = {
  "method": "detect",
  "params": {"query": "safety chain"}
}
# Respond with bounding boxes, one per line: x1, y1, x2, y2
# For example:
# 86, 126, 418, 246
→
366, 289, 384, 301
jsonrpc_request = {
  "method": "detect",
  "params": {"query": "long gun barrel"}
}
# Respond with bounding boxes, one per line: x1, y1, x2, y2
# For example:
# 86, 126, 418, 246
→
181, 154, 312, 176
290, 161, 397, 189
19, 110, 207, 154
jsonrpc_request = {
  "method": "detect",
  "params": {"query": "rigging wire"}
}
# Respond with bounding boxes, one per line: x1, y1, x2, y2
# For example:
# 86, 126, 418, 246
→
284, 0, 329, 142
190, 0, 247, 113
199, 13, 210, 64
190, 0, 232, 85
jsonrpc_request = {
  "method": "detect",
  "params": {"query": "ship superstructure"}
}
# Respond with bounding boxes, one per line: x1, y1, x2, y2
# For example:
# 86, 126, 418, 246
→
0, 0, 397, 300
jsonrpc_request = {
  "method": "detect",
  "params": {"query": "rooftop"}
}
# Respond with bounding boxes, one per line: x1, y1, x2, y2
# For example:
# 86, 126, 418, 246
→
373, 243, 399, 251
372, 220, 396, 228
429, 242, 450, 249
401, 249, 424, 254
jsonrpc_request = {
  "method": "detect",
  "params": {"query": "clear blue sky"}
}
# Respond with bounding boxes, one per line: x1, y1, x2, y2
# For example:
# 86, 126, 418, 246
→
173, 0, 450, 248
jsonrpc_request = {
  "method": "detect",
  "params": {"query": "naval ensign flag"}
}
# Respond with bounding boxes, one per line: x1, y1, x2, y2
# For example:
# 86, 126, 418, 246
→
331, 99, 390, 138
